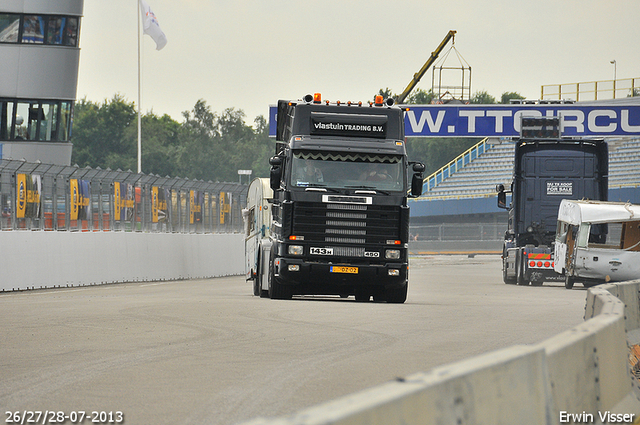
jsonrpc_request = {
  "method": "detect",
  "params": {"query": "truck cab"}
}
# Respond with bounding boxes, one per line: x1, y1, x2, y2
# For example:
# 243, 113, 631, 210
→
247, 93, 424, 302
497, 116, 608, 286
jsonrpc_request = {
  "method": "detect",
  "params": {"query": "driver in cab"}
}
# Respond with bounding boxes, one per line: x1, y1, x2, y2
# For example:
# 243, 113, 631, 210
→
294, 159, 324, 185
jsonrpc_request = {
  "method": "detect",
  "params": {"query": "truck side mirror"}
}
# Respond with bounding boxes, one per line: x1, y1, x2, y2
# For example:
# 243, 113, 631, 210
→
496, 184, 507, 209
269, 156, 283, 191
410, 162, 425, 197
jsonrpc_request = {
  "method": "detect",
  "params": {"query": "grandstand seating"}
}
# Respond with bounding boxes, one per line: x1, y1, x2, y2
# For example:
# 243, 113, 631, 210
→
419, 136, 640, 199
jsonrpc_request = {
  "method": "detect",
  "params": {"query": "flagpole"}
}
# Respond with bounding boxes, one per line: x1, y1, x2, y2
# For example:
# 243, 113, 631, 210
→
137, 0, 142, 174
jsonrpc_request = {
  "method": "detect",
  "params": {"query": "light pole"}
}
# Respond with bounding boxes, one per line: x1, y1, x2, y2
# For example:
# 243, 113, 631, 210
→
610, 60, 617, 99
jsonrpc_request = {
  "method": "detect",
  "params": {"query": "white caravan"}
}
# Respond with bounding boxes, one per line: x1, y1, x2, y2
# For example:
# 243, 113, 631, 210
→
243, 178, 273, 296
554, 200, 640, 289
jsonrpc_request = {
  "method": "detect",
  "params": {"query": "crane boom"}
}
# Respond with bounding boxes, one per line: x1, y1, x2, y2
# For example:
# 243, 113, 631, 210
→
396, 30, 456, 104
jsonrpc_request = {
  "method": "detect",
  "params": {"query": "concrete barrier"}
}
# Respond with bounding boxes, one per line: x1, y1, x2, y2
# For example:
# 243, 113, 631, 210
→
241, 281, 640, 425
0, 231, 245, 292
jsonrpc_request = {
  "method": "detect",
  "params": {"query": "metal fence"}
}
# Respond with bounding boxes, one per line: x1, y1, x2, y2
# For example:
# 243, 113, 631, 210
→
0, 159, 248, 233
410, 223, 506, 242
541, 77, 639, 101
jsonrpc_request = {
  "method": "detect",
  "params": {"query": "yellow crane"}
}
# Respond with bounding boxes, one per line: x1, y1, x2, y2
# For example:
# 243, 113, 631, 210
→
396, 30, 457, 104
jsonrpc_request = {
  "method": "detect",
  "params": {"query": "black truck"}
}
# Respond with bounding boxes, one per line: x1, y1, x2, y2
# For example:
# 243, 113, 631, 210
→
249, 93, 424, 302
496, 116, 608, 286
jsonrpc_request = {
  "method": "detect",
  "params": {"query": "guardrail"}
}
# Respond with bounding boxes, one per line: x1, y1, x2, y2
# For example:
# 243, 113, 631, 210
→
542, 77, 640, 101
421, 137, 490, 193
0, 159, 247, 233
241, 280, 640, 425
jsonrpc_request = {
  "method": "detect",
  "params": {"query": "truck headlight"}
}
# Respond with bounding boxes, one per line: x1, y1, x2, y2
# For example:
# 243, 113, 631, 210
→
288, 245, 304, 255
385, 249, 401, 259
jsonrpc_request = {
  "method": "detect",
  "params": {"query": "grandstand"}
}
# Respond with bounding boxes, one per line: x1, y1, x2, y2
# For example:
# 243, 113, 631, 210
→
416, 136, 640, 201
408, 135, 640, 248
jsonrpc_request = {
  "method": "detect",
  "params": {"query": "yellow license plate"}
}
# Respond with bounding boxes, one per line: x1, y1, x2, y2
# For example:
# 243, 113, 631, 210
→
330, 266, 358, 274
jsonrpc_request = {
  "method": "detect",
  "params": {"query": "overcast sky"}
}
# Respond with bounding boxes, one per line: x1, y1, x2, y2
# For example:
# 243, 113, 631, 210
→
76, 0, 640, 126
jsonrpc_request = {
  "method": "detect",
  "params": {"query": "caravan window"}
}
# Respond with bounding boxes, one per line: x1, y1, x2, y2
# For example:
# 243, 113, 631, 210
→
247, 207, 255, 236
556, 221, 570, 243
576, 224, 590, 248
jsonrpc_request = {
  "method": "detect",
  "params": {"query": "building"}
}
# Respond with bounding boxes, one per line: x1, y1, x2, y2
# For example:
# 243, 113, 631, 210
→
0, 0, 83, 165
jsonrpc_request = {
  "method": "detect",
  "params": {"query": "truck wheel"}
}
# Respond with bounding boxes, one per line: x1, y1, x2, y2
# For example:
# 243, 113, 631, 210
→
253, 277, 261, 296
355, 289, 370, 302
564, 274, 575, 290
384, 284, 408, 304
253, 253, 261, 296
268, 261, 292, 300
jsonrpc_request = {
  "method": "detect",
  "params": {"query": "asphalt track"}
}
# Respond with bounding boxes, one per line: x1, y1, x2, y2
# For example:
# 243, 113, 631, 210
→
0, 255, 588, 424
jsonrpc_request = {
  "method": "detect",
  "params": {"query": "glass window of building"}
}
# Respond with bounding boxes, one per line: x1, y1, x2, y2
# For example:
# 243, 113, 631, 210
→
46, 16, 79, 46
1, 100, 15, 139
60, 102, 73, 141
1, 99, 74, 142
63, 17, 78, 46
22, 15, 45, 44
46, 16, 65, 44
0, 14, 20, 43
39, 103, 58, 141
15, 102, 32, 139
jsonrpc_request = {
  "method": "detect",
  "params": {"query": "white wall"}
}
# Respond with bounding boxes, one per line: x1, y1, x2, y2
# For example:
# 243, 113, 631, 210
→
0, 231, 244, 292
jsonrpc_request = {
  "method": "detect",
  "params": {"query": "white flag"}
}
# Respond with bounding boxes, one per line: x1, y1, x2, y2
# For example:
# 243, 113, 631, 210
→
139, 0, 167, 50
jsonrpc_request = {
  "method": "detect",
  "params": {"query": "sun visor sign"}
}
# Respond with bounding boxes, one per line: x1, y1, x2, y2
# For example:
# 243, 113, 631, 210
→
547, 182, 573, 196
310, 113, 387, 139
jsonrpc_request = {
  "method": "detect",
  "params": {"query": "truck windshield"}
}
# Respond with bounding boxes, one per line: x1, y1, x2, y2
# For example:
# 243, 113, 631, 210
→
290, 151, 404, 192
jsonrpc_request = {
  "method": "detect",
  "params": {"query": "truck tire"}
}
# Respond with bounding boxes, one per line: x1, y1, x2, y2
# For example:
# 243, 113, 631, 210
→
384, 284, 408, 304
355, 290, 371, 302
530, 278, 544, 287
253, 277, 261, 296
268, 260, 292, 300
564, 274, 575, 290
253, 251, 261, 296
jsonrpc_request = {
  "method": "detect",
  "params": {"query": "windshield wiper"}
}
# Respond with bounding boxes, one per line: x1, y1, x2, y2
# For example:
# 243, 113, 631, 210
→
344, 185, 389, 195
301, 183, 340, 193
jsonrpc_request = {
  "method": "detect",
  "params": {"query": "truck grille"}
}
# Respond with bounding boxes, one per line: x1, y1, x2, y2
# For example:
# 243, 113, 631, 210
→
292, 201, 401, 245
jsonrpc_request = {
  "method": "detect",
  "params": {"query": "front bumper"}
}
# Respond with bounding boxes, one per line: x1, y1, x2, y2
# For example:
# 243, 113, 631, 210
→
274, 257, 408, 289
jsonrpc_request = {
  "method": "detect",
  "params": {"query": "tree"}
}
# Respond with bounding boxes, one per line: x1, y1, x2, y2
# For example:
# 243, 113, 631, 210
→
470, 90, 496, 104
407, 88, 436, 105
72, 94, 137, 170
500, 91, 525, 104
124, 112, 181, 177
376, 87, 435, 104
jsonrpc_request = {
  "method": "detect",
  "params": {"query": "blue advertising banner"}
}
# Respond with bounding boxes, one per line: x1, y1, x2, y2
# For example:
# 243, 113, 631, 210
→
268, 104, 640, 138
